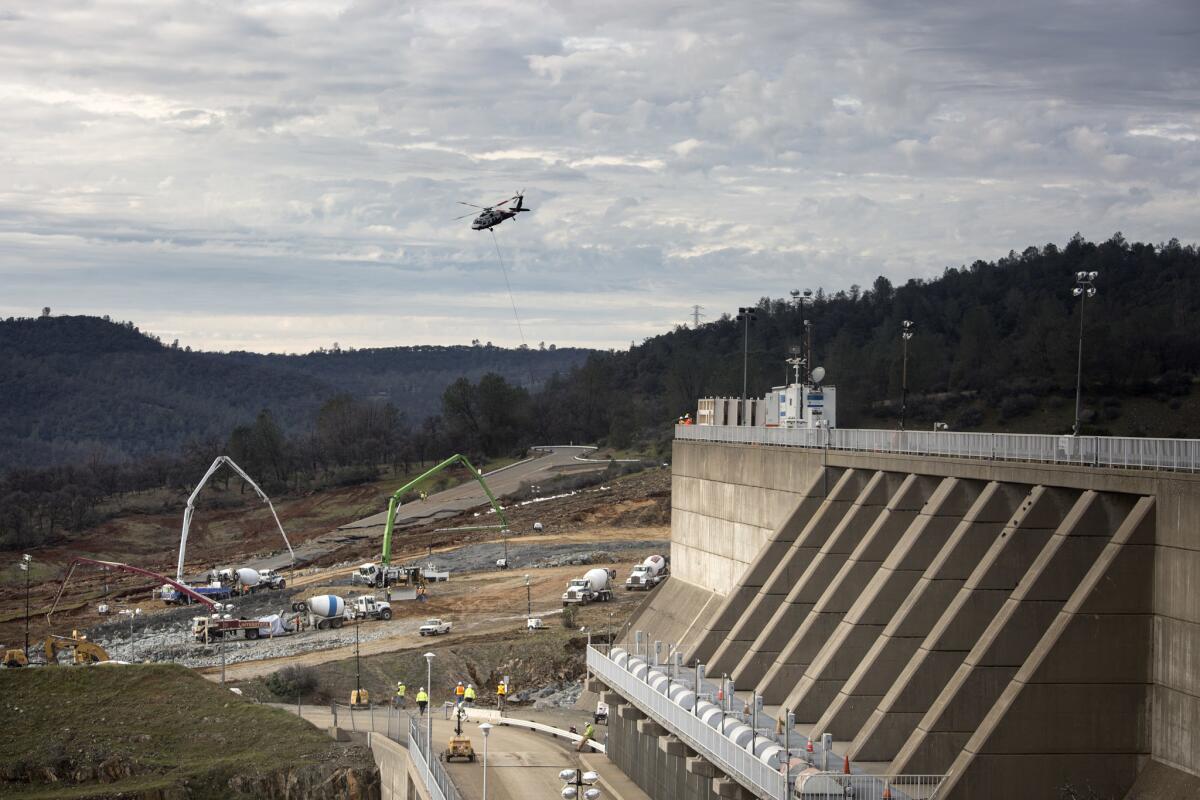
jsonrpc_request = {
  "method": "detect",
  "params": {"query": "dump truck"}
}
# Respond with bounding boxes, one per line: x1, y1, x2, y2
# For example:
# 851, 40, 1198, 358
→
625, 555, 669, 590
562, 568, 615, 606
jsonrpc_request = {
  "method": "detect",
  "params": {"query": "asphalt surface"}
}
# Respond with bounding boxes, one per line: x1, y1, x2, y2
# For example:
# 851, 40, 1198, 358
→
250, 446, 608, 572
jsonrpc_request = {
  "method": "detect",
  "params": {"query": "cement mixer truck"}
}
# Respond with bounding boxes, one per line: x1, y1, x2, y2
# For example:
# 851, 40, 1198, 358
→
624, 555, 669, 591
292, 595, 348, 630
562, 568, 615, 606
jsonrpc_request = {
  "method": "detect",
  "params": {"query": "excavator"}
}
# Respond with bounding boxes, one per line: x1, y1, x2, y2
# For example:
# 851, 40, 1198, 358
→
44, 632, 109, 665
352, 454, 512, 588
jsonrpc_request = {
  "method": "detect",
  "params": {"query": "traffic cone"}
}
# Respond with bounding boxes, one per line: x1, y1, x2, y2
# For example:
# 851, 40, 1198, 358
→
881, 786, 893, 799
843, 754, 851, 774
806, 739, 814, 754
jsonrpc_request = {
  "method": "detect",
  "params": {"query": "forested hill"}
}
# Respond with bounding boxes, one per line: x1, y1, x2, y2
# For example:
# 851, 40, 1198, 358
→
0, 315, 589, 470
533, 235, 1200, 449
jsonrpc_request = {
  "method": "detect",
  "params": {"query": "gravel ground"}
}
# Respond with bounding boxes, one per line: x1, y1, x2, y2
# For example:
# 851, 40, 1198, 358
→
417, 538, 667, 574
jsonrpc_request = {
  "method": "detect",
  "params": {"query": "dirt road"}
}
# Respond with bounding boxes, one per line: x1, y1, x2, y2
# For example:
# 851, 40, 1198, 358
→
249, 445, 613, 573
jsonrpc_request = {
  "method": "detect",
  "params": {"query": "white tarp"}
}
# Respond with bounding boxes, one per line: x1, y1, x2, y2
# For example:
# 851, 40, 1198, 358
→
257, 614, 287, 636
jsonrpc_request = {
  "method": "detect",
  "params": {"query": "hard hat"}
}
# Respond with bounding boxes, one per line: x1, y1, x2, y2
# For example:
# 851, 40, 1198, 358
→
457, 681, 463, 685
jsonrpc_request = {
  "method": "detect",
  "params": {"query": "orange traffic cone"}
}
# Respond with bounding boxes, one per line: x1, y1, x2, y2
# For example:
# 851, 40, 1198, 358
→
882, 786, 893, 799
843, 754, 851, 774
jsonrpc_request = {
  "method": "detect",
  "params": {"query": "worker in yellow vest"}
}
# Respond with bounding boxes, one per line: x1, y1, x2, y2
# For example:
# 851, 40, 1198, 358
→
416, 687, 429, 715
395, 680, 407, 709
463, 684, 476, 706
496, 680, 508, 711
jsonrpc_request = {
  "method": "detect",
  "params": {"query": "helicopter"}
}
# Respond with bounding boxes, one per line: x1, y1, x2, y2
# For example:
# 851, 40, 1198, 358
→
455, 193, 530, 231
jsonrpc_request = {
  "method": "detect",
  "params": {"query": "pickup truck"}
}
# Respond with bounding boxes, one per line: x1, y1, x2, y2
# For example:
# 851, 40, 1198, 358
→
419, 618, 451, 636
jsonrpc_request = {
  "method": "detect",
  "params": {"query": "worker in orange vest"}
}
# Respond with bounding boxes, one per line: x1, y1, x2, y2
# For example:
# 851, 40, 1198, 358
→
454, 681, 466, 703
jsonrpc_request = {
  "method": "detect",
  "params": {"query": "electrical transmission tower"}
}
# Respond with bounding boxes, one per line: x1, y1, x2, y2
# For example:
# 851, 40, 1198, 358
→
690, 305, 705, 327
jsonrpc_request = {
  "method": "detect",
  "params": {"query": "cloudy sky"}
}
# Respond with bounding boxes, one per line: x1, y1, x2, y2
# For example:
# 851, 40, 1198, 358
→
2, 1, 1197, 353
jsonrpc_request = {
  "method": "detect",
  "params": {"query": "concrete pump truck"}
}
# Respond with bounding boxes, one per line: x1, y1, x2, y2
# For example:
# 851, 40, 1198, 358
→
351, 454, 512, 588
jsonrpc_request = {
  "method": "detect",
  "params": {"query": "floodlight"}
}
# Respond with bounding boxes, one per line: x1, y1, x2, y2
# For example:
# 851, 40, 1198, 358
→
584, 789, 602, 800
562, 787, 578, 799
582, 771, 599, 784
560, 769, 579, 782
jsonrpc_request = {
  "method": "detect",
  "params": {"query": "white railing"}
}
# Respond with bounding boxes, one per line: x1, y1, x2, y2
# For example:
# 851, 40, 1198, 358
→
589, 645, 787, 800
676, 425, 1200, 472
408, 714, 462, 800
797, 772, 944, 799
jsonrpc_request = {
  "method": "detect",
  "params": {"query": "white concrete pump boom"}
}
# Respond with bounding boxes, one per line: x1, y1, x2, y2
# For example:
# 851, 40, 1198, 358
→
175, 456, 295, 582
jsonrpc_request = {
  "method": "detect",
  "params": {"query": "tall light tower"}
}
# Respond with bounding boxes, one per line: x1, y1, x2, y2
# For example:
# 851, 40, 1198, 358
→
1072, 271, 1099, 436
20, 554, 32, 659
790, 289, 814, 382
736, 306, 758, 414
524, 574, 532, 619
900, 320, 915, 431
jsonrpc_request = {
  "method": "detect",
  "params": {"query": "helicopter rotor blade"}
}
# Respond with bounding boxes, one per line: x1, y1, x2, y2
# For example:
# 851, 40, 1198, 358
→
453, 212, 475, 220
457, 201, 487, 209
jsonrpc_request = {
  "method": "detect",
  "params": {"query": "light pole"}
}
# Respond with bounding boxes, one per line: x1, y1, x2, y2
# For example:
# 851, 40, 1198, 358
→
524, 574, 531, 619
559, 768, 602, 800
423, 651, 435, 760
480, 722, 493, 800
736, 306, 758, 417
220, 604, 232, 686
118, 608, 141, 662
353, 618, 363, 705
900, 320, 915, 431
19, 554, 31, 659
1072, 271, 1099, 436
790, 289, 814, 383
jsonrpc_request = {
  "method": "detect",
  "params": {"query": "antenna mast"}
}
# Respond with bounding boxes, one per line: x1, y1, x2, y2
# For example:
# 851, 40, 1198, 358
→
690, 305, 705, 327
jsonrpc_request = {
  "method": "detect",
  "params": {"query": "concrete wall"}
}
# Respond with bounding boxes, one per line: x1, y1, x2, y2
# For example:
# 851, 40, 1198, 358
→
671, 442, 826, 594
662, 439, 1200, 796
369, 732, 417, 800
607, 705, 721, 800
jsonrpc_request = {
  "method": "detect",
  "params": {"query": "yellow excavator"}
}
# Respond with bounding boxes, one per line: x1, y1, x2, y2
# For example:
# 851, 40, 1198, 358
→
44, 631, 109, 665
2, 650, 28, 668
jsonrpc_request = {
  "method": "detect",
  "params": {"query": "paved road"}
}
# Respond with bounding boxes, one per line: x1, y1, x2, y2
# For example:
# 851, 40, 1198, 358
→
251, 446, 608, 572
277, 704, 648, 800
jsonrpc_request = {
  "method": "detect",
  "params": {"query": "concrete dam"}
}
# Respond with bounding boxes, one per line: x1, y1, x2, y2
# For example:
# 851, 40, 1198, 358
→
588, 427, 1200, 800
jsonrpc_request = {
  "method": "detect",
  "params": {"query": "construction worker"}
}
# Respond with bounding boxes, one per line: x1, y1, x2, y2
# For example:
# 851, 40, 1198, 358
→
454, 681, 466, 703
463, 683, 476, 706
576, 720, 596, 752
496, 680, 507, 711
416, 686, 429, 715
395, 680, 407, 709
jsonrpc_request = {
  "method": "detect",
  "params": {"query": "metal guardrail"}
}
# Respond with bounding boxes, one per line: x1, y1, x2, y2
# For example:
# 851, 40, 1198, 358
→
589, 645, 787, 800
408, 713, 463, 800
676, 424, 1200, 473
797, 772, 944, 799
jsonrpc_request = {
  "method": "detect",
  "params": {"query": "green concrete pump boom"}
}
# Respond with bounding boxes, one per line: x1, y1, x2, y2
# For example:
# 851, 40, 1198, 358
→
380, 454, 510, 566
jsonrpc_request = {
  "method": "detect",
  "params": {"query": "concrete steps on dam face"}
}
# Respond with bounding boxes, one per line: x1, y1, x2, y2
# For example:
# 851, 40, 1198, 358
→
888, 489, 1141, 775
754, 473, 942, 705
691, 468, 840, 669
850, 484, 1081, 763
811, 480, 1030, 741
730, 470, 902, 689
702, 468, 862, 674
784, 476, 988, 722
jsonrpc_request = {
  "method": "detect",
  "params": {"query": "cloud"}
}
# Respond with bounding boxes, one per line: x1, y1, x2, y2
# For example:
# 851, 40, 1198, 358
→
0, 0, 1197, 352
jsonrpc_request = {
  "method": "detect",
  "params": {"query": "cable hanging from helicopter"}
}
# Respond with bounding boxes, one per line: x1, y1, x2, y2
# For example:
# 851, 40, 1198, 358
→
454, 192, 531, 346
